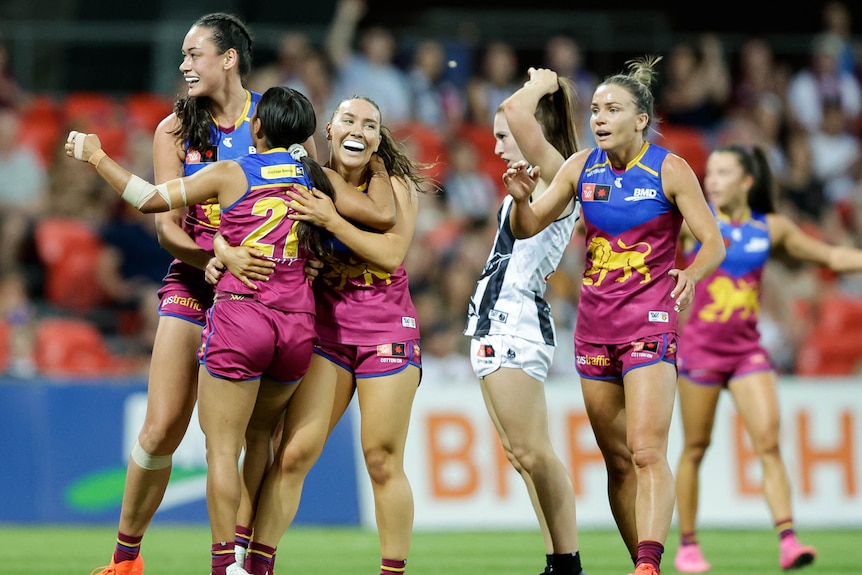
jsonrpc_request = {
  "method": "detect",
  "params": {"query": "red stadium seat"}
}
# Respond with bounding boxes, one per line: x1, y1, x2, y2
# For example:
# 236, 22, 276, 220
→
34, 317, 138, 377
62, 92, 122, 129
34, 217, 108, 313
0, 320, 9, 373
794, 293, 862, 376
653, 125, 710, 181
455, 122, 507, 198
390, 121, 450, 184
124, 92, 174, 132
17, 114, 63, 167
794, 331, 862, 377
20, 94, 61, 125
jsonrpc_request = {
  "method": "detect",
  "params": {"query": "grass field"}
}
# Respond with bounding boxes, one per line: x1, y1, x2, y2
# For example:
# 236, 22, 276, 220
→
6, 525, 861, 574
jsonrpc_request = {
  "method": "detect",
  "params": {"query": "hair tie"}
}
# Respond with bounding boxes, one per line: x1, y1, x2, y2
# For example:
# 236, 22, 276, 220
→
288, 143, 308, 160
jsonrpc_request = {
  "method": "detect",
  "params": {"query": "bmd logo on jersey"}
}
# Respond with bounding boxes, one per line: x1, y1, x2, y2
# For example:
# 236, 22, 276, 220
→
624, 188, 658, 201
581, 183, 611, 202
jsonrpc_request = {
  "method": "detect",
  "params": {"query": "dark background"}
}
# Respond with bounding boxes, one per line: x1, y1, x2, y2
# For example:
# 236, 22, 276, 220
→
0, 1, 859, 94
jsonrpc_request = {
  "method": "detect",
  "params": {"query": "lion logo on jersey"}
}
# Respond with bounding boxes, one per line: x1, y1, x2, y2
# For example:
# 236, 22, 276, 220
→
582, 237, 652, 287
698, 276, 759, 322
321, 255, 391, 290
200, 197, 221, 229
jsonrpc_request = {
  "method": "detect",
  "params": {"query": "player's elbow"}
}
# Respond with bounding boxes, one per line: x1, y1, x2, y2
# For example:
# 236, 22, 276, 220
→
369, 208, 397, 231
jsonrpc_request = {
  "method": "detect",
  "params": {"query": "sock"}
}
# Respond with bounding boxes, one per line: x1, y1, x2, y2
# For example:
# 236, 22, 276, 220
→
545, 554, 554, 573
680, 531, 698, 546
381, 557, 407, 575
635, 540, 664, 571
775, 517, 795, 540
247, 542, 277, 575
212, 542, 235, 574
112, 531, 143, 563
235, 525, 252, 564
550, 551, 583, 574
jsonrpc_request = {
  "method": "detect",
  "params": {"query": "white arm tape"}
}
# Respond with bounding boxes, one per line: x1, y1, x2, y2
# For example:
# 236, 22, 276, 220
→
74, 133, 86, 160
121, 174, 169, 210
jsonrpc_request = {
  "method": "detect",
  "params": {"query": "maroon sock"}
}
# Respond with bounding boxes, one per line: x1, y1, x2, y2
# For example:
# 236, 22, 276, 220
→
381, 557, 407, 575
248, 542, 277, 575
235, 524, 253, 552
635, 540, 664, 571
211, 542, 235, 575
679, 531, 698, 546
775, 517, 795, 540
112, 531, 143, 563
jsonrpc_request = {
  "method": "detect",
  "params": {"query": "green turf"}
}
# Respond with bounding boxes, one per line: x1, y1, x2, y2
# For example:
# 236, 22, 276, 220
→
4, 525, 860, 574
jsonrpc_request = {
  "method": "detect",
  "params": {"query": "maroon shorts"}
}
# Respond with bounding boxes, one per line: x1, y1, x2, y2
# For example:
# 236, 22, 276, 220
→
678, 346, 773, 386
199, 297, 316, 383
314, 338, 421, 378
157, 262, 213, 326
575, 332, 678, 380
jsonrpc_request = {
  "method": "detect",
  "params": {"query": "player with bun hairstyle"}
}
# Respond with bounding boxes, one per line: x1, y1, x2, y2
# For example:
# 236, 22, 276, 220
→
503, 56, 726, 575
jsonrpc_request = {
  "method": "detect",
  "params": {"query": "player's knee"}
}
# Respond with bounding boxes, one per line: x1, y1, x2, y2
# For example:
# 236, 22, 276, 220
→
364, 446, 395, 485
684, 440, 711, 463
131, 440, 173, 470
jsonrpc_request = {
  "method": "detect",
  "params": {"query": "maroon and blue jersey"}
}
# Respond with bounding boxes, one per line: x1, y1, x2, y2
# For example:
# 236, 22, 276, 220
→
181, 90, 261, 252
312, 184, 420, 346
215, 149, 316, 314
575, 142, 682, 343
678, 209, 771, 371
158, 90, 261, 320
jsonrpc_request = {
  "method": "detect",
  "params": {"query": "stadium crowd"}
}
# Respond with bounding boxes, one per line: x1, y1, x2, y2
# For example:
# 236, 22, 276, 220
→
2, 0, 862, 380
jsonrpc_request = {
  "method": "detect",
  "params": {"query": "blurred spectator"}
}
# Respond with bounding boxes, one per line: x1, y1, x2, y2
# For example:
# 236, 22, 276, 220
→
465, 41, 521, 127
418, 320, 475, 384
246, 30, 312, 94
544, 34, 597, 146
821, 1, 858, 77
0, 37, 28, 111
438, 230, 494, 326
44, 138, 115, 225
441, 138, 498, 228
786, 32, 862, 133
807, 98, 862, 205
0, 272, 36, 378
325, 0, 411, 123
656, 34, 731, 131
778, 129, 834, 232
298, 48, 335, 156
729, 36, 791, 115
0, 107, 48, 272
95, 202, 171, 355
717, 92, 788, 177
406, 38, 465, 138
758, 261, 807, 374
